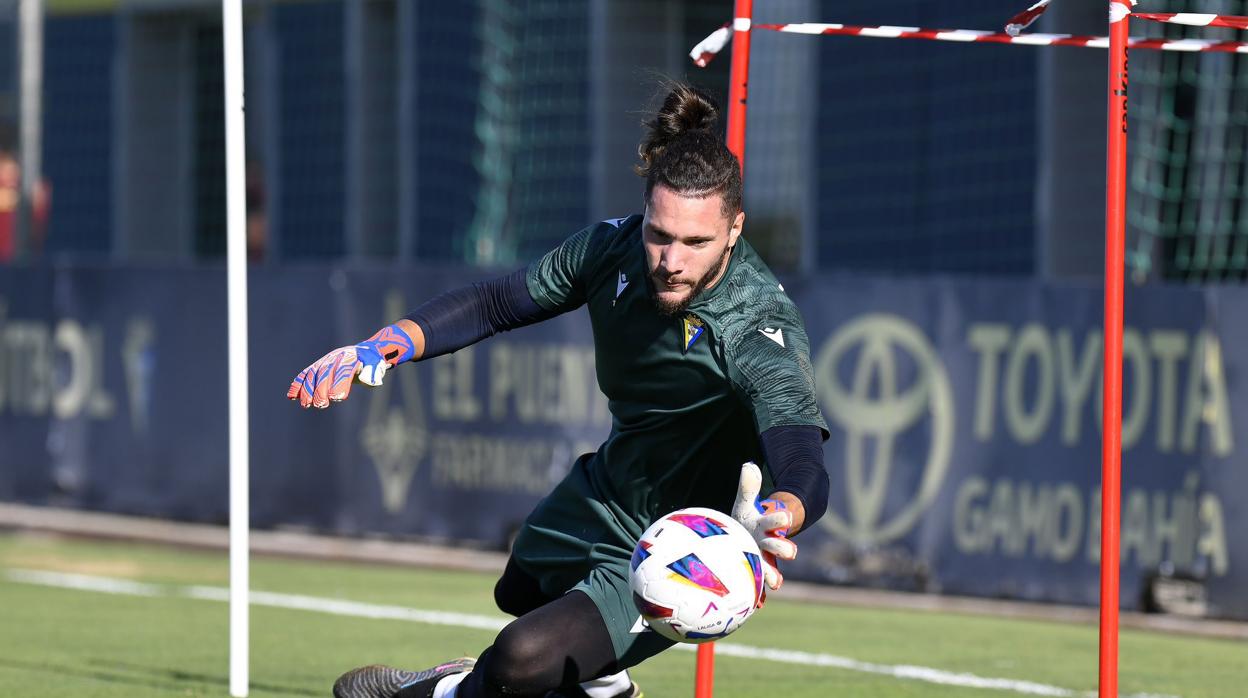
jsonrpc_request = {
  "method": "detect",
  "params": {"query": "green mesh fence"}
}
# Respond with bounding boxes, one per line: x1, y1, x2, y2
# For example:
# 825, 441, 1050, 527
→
463, 0, 591, 266
1128, 0, 1248, 283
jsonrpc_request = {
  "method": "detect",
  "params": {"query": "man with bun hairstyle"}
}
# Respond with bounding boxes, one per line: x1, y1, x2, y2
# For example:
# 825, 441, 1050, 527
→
290, 83, 829, 698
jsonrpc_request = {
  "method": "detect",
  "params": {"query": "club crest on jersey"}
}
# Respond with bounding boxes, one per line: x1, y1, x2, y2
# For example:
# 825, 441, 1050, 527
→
682, 314, 705, 354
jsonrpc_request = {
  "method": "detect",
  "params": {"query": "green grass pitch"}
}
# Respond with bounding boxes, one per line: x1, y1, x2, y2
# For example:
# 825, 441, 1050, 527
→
0, 532, 1243, 697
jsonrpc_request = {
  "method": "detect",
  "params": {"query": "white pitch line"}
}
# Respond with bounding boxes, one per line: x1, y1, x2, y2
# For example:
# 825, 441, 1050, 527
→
183, 584, 509, 633
5, 568, 1178, 698
6, 568, 167, 596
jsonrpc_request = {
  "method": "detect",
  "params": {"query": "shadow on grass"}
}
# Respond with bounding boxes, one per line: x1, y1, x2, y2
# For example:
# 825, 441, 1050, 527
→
0, 657, 323, 696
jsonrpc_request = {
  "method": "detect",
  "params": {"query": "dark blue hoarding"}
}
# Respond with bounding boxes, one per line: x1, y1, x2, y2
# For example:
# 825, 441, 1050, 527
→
0, 265, 1243, 619
786, 276, 1244, 620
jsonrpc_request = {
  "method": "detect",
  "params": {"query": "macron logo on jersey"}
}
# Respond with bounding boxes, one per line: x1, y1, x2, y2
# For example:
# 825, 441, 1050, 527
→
760, 327, 786, 348
615, 272, 629, 301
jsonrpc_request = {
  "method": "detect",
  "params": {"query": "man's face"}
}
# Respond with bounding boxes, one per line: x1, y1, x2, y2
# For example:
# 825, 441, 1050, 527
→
642, 184, 745, 317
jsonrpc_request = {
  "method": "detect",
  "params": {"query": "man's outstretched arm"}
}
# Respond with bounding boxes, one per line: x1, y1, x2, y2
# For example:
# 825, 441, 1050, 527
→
731, 425, 828, 592
757, 424, 829, 536
287, 268, 555, 408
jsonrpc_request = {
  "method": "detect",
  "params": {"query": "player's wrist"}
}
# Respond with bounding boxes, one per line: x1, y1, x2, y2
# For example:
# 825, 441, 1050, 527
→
765, 491, 805, 535
393, 319, 426, 360
362, 322, 418, 365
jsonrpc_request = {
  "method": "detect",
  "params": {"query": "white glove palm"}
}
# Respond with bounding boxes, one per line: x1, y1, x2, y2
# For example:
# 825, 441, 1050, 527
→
731, 461, 797, 592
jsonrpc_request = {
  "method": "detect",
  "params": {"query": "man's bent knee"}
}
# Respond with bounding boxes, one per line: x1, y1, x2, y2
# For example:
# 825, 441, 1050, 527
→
481, 622, 575, 694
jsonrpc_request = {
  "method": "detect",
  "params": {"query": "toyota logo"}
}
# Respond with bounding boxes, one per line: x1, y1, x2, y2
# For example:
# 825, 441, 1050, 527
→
815, 314, 954, 545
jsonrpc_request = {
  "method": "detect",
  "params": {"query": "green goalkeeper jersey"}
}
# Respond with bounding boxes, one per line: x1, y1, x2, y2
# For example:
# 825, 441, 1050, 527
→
525, 214, 827, 526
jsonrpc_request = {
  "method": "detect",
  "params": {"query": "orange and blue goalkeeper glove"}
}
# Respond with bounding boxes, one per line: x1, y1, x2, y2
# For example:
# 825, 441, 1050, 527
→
286, 323, 416, 408
731, 461, 797, 593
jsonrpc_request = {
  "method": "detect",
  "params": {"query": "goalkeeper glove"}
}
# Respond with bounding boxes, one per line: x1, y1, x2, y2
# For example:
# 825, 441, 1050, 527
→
731, 461, 797, 593
286, 323, 416, 408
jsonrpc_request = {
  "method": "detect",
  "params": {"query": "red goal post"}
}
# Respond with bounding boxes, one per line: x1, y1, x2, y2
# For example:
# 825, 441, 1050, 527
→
691, 3, 1248, 697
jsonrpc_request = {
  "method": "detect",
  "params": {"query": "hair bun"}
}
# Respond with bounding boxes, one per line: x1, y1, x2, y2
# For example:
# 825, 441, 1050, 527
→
637, 84, 721, 176
655, 84, 719, 138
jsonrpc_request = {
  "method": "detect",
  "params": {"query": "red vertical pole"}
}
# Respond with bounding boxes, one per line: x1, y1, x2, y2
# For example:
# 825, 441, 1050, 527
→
695, 4, 752, 698
1100, 5, 1129, 698
726, 0, 753, 172
695, 643, 716, 698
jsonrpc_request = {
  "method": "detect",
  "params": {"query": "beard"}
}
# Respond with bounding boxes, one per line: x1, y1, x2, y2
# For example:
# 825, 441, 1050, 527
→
649, 244, 733, 318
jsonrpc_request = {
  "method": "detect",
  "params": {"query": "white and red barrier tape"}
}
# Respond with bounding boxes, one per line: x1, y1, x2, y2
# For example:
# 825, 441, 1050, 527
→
1004, 0, 1145, 35
690, 16, 1248, 67
690, 22, 732, 68
1001, 0, 1248, 33
1005, 0, 1053, 37
1134, 12, 1248, 30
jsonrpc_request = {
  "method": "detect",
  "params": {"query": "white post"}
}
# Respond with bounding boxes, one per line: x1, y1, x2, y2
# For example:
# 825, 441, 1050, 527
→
222, 1, 250, 696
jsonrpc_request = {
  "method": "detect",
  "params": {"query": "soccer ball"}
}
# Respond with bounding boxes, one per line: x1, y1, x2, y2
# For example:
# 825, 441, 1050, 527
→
629, 507, 764, 643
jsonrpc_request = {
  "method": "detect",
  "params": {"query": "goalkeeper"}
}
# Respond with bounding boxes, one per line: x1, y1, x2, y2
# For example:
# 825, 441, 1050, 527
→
289, 83, 829, 698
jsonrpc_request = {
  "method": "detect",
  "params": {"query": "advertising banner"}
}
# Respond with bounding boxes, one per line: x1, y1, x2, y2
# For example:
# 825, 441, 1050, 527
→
787, 276, 1243, 619
0, 266, 1242, 618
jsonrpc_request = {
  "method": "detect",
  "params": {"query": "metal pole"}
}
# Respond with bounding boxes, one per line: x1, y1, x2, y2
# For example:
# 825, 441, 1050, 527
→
725, 0, 753, 171
694, 642, 715, 698
1099, 4, 1129, 698
697, 2, 753, 695
16, 0, 43, 261
223, 0, 250, 695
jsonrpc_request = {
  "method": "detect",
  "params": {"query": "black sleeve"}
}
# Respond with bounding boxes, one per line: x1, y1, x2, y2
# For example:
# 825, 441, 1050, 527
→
404, 268, 557, 359
759, 424, 829, 532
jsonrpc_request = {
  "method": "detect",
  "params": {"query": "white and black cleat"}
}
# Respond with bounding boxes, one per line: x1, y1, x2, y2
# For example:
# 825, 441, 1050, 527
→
333, 657, 476, 698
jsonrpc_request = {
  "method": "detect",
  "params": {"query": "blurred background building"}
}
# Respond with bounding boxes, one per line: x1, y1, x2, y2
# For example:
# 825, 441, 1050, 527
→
0, 0, 1239, 280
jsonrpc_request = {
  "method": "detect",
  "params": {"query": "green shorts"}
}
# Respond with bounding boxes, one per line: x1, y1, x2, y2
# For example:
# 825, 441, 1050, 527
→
510, 453, 675, 668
